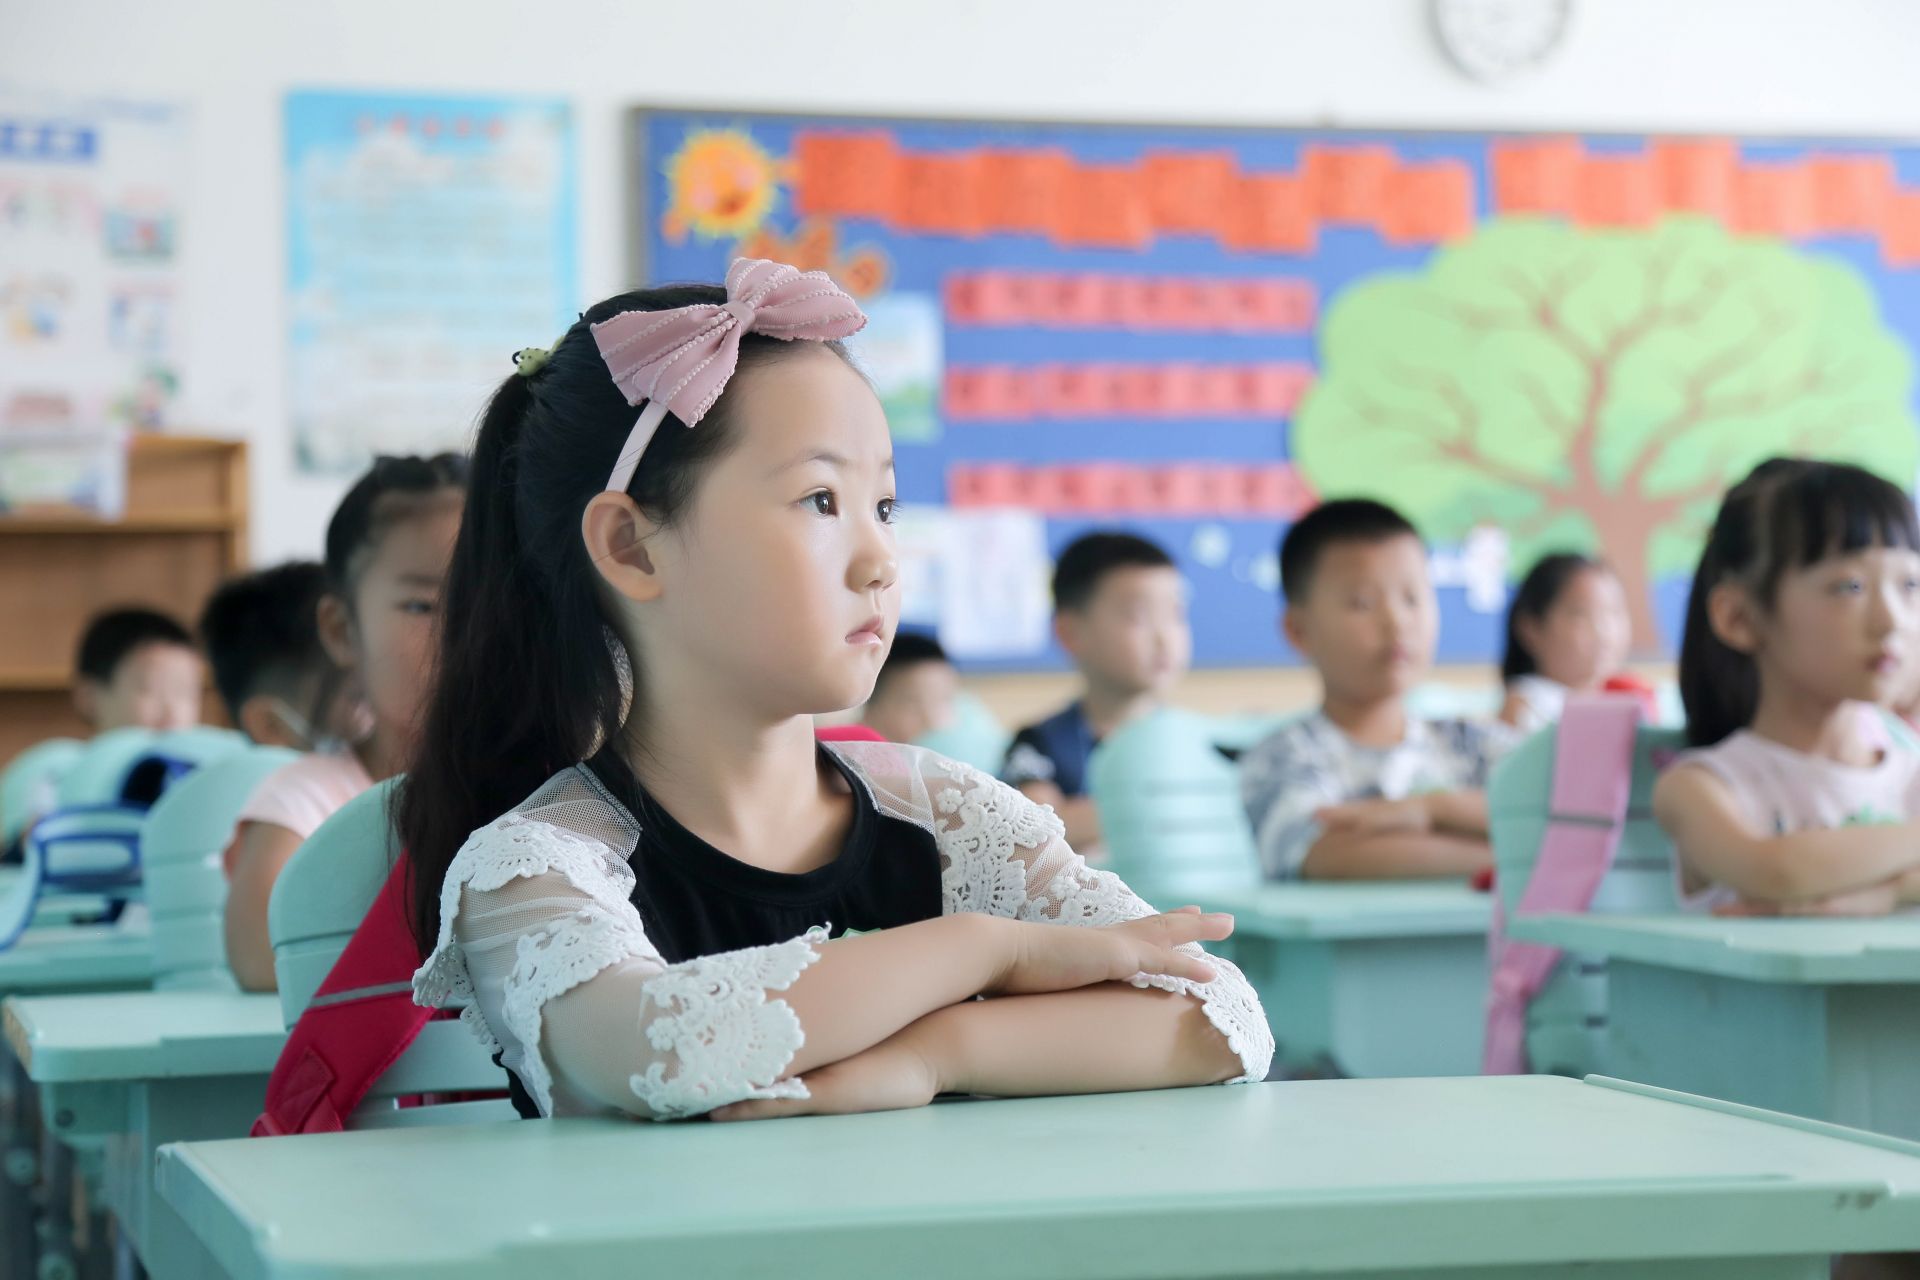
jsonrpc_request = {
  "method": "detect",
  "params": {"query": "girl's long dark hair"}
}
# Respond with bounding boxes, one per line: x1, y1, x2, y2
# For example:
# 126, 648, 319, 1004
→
1678, 457, 1920, 748
398, 285, 850, 954
1501, 552, 1604, 683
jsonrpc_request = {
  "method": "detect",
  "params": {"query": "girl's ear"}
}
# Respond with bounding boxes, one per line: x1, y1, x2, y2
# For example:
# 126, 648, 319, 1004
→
317, 592, 356, 669
582, 492, 665, 605
1706, 581, 1760, 655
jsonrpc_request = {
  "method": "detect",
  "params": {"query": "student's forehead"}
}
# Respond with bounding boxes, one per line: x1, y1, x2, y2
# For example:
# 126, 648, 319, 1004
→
1315, 535, 1427, 582
1090, 563, 1184, 602
727, 351, 891, 464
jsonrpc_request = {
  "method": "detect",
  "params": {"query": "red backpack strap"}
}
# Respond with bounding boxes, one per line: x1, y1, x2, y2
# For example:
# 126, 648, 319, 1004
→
251, 857, 429, 1136
815, 725, 886, 743
1482, 695, 1641, 1074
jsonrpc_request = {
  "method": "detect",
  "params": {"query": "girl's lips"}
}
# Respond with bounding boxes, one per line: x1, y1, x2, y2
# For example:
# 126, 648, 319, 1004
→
847, 617, 886, 646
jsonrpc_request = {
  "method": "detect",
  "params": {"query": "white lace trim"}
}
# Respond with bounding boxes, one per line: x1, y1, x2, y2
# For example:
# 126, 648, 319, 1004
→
499, 900, 651, 1117
411, 811, 635, 1052
629, 926, 827, 1120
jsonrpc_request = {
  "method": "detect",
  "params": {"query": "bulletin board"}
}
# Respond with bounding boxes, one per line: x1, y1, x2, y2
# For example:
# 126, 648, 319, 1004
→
286, 90, 578, 473
629, 109, 1920, 670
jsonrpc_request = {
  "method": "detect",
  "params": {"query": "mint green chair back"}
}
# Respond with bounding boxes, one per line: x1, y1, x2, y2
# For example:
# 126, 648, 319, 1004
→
53, 728, 159, 806
1487, 722, 1686, 1076
1087, 707, 1262, 907
268, 779, 516, 1126
912, 691, 1010, 774
0, 737, 84, 848
143, 746, 298, 991
1405, 682, 1503, 722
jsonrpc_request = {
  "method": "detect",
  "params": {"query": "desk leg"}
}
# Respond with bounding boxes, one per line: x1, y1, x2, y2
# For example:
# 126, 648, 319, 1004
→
1, 1053, 40, 1280
116, 1075, 266, 1280
35, 1126, 78, 1280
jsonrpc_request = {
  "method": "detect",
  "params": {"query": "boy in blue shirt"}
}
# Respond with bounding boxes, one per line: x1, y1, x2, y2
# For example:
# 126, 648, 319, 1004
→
1003, 532, 1191, 850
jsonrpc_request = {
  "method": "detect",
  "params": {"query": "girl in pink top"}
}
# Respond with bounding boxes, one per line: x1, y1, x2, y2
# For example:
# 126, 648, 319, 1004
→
224, 455, 467, 990
1654, 458, 1920, 917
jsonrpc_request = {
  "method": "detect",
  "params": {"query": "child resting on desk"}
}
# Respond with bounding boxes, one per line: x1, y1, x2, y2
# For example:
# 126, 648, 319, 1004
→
1240, 499, 1513, 881
400, 261, 1271, 1122
1654, 458, 1920, 917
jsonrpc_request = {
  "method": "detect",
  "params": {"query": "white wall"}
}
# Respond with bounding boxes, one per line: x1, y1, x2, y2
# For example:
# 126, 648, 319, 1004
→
7, 0, 1920, 563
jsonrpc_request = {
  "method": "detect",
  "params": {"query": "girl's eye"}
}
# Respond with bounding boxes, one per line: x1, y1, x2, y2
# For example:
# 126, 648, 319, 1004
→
400, 598, 436, 616
808, 491, 837, 516
1834, 578, 1865, 596
877, 498, 897, 524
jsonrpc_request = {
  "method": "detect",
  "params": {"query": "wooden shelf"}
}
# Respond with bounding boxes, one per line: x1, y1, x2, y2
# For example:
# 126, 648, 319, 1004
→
0, 668, 70, 692
0, 512, 236, 535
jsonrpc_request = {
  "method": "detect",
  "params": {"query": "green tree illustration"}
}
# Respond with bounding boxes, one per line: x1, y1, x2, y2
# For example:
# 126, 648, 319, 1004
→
1293, 216, 1919, 650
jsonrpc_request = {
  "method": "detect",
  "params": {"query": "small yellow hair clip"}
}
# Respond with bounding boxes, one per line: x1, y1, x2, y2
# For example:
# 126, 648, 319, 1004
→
513, 339, 562, 378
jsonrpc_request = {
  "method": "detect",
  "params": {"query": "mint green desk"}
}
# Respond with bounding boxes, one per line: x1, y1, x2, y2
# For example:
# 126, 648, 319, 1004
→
1194, 882, 1490, 1077
157, 1076, 1920, 1279
0, 923, 156, 1278
1509, 914, 1920, 1140
4, 991, 285, 1280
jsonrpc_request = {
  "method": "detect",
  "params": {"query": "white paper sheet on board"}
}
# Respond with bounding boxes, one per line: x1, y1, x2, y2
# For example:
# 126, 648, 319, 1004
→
891, 505, 1051, 660
938, 509, 1053, 660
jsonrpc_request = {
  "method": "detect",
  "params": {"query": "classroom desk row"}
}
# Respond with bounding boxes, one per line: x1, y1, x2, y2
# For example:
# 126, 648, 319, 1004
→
7, 885, 1920, 1277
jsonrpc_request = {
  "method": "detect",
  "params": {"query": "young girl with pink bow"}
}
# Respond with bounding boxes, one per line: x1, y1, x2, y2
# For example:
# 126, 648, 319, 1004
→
401, 260, 1271, 1121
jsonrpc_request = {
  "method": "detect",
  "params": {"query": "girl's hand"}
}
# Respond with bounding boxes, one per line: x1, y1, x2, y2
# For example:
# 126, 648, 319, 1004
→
709, 1020, 944, 1123
1316, 797, 1432, 836
1715, 883, 1902, 917
987, 909, 1230, 997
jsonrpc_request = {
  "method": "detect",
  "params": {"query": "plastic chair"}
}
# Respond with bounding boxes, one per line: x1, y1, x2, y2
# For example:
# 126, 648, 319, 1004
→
1486, 722, 1685, 1076
0, 738, 85, 853
912, 691, 1011, 774
142, 746, 299, 992
1086, 707, 1263, 908
267, 781, 516, 1127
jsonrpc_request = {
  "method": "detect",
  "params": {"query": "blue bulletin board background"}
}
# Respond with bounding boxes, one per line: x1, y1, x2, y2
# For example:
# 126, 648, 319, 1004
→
630, 109, 1920, 671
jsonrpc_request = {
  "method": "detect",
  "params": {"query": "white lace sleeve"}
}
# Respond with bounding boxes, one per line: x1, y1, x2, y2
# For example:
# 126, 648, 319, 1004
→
411, 812, 825, 1120
924, 756, 1275, 1084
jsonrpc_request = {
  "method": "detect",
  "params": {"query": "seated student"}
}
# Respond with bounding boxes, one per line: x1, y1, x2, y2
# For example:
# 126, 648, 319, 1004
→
1653, 458, 1920, 917
1002, 532, 1191, 851
860, 630, 959, 745
1498, 553, 1634, 732
197, 561, 334, 749
224, 455, 467, 991
72, 606, 204, 734
401, 266, 1268, 1124
1240, 499, 1511, 881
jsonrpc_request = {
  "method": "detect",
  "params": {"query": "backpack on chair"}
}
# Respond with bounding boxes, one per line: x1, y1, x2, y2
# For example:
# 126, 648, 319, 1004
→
1484, 696, 1684, 1077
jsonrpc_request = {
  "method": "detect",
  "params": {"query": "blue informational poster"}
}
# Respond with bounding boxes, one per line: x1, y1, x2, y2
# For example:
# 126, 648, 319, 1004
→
287, 90, 577, 473
632, 109, 1920, 669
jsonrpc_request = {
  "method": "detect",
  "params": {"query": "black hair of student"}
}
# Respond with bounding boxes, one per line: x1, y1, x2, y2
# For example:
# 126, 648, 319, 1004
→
75, 607, 193, 684
872, 630, 950, 699
1278, 498, 1419, 606
398, 284, 856, 955
1051, 532, 1175, 612
1679, 457, 1920, 748
197, 562, 328, 723
1501, 552, 1607, 683
323, 453, 471, 604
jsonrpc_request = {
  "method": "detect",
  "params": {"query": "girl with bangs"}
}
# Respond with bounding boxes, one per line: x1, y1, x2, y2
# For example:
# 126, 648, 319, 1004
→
1654, 457, 1920, 916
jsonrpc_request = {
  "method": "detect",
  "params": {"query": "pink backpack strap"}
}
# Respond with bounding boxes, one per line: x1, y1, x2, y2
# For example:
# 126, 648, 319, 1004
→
1482, 695, 1642, 1074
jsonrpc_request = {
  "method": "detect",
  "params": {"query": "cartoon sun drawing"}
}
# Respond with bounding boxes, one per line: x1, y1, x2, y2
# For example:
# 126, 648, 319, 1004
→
662, 128, 785, 243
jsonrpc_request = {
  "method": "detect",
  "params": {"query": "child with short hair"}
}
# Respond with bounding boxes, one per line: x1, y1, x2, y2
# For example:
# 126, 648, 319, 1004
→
1240, 499, 1510, 880
72, 606, 203, 733
197, 561, 333, 749
1002, 532, 1191, 850
861, 631, 959, 745
400, 261, 1269, 1123
1654, 458, 1920, 916
224, 455, 467, 990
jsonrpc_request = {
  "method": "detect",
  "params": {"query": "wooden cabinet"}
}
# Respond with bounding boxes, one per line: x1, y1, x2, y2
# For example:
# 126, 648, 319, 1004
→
0, 435, 246, 763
